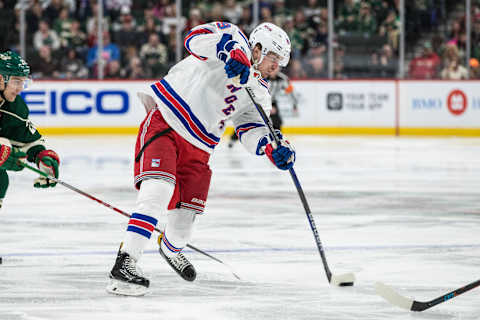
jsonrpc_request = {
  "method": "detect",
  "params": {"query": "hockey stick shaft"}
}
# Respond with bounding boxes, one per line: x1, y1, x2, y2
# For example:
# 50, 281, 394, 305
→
412, 279, 480, 311
244, 87, 336, 283
21, 161, 241, 279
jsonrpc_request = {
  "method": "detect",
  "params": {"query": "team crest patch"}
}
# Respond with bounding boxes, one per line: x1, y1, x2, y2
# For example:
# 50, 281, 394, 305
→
151, 159, 161, 167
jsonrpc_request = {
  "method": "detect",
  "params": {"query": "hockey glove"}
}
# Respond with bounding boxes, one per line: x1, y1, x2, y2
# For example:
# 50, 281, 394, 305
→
256, 130, 296, 170
0, 141, 26, 172
216, 34, 251, 85
34, 149, 60, 188
225, 49, 251, 84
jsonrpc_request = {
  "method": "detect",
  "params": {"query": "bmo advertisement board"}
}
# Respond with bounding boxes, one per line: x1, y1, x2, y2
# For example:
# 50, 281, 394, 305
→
399, 81, 480, 128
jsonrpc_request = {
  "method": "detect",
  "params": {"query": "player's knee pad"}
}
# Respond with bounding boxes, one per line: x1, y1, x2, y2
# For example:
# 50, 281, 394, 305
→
136, 178, 174, 216
168, 208, 196, 228
165, 208, 196, 243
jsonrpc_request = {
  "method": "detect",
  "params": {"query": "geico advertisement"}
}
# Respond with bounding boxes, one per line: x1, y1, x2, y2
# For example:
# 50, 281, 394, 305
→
22, 81, 148, 127
289, 81, 396, 127
400, 81, 480, 127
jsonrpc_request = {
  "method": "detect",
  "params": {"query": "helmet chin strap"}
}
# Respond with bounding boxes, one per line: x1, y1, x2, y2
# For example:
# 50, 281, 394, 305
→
252, 56, 260, 69
251, 54, 265, 78
0, 75, 6, 102
0, 89, 7, 103
0, 75, 15, 102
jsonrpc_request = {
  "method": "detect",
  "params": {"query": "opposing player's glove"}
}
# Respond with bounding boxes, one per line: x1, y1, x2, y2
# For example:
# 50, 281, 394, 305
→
0, 138, 26, 171
34, 149, 60, 188
256, 130, 296, 170
216, 34, 251, 85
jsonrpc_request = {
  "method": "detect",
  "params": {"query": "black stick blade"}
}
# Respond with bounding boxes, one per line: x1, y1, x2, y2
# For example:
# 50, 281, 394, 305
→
330, 273, 356, 286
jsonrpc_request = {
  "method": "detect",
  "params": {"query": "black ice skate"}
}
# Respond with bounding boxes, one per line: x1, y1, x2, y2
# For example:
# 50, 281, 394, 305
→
106, 251, 149, 296
158, 234, 196, 282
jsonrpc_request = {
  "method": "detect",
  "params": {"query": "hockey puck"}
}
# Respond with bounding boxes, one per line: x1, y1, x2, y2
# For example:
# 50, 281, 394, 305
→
339, 282, 354, 287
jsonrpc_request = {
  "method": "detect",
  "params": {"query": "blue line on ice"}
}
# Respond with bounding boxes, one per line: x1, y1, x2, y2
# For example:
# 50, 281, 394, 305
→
2, 243, 480, 257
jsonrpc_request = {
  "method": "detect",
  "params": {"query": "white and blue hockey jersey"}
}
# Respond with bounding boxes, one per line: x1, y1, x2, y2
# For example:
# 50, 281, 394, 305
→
141, 21, 272, 155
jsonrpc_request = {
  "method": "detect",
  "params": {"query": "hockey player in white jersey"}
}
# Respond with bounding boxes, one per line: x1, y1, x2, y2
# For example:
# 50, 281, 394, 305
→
107, 21, 295, 296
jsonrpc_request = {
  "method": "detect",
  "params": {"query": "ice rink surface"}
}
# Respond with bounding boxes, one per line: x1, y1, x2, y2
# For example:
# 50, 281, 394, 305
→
1, 135, 479, 320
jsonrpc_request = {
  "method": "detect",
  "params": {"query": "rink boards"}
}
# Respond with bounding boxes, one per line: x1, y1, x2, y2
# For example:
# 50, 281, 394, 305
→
22, 79, 480, 136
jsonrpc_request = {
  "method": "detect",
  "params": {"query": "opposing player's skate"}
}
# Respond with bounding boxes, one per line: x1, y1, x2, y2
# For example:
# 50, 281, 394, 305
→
106, 251, 149, 296
158, 234, 196, 282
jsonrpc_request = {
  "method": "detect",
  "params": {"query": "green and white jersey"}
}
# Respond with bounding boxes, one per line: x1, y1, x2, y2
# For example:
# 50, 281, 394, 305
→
0, 95, 46, 162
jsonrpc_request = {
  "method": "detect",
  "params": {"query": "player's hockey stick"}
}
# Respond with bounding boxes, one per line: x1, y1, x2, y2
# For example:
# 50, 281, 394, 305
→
244, 86, 355, 286
20, 161, 241, 280
375, 279, 480, 311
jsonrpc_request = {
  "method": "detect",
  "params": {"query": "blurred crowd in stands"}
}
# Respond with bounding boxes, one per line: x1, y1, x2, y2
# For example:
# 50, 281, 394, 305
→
0, 0, 479, 80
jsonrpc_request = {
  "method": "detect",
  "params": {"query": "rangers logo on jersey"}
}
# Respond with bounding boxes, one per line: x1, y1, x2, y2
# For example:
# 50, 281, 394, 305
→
151, 159, 161, 167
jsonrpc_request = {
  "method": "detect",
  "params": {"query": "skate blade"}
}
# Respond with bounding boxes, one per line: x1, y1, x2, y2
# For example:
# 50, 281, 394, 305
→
106, 279, 148, 296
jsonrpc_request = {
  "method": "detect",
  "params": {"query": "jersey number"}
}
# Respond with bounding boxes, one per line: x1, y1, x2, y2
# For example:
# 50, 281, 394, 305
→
222, 94, 238, 116
216, 22, 231, 29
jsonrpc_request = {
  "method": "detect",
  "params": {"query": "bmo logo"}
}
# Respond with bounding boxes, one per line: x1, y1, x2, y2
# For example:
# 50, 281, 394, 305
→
447, 89, 467, 116
22, 89, 129, 115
